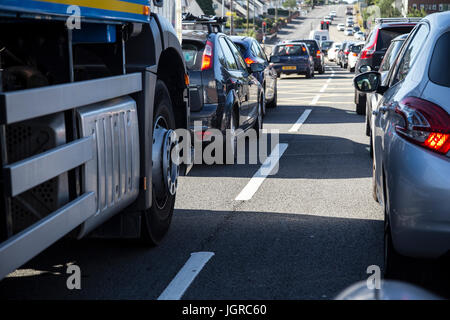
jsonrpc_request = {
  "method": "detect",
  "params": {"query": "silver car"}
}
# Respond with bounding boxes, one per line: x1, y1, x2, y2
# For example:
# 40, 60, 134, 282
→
354, 12, 450, 275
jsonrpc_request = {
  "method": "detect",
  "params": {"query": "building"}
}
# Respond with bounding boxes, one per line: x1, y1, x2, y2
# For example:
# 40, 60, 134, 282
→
401, 0, 450, 15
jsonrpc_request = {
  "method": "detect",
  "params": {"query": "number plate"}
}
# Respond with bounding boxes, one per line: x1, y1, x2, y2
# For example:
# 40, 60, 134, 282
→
282, 66, 296, 70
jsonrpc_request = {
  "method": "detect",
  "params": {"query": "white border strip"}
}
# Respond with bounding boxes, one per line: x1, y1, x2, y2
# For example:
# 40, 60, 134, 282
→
157, 252, 215, 300
235, 143, 288, 201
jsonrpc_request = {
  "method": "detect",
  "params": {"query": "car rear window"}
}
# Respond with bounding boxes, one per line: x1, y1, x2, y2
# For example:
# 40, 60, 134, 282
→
429, 31, 450, 87
274, 44, 308, 56
182, 41, 204, 71
377, 27, 414, 51
235, 42, 247, 57
350, 44, 363, 53
301, 41, 319, 53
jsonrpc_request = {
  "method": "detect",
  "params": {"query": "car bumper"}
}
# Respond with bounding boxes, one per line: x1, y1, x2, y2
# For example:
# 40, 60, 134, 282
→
273, 64, 310, 74
190, 103, 221, 133
386, 136, 450, 258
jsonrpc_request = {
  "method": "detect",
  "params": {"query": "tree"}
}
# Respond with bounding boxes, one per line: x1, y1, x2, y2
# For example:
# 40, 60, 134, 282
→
197, 0, 215, 16
283, 0, 298, 13
407, 8, 427, 17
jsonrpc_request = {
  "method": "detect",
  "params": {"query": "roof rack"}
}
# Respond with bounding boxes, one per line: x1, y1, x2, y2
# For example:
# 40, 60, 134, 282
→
375, 17, 422, 24
182, 13, 227, 33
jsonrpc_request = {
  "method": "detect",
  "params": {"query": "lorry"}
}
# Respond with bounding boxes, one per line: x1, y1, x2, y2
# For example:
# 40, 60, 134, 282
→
0, 0, 189, 279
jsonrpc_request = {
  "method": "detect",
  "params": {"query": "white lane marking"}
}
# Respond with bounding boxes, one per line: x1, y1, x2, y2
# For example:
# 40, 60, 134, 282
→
289, 109, 312, 132
235, 143, 288, 201
320, 83, 328, 93
309, 94, 321, 105
157, 252, 214, 300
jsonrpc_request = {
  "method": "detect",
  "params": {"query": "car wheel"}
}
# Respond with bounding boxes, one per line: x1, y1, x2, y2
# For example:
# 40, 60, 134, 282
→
365, 112, 371, 137
224, 109, 238, 164
356, 92, 366, 115
267, 83, 278, 109
319, 64, 325, 74
254, 93, 264, 138
305, 67, 312, 78
350, 66, 355, 72
141, 80, 177, 246
371, 162, 377, 202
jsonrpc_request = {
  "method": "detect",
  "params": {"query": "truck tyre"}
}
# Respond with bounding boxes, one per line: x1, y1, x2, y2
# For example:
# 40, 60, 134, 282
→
141, 80, 177, 245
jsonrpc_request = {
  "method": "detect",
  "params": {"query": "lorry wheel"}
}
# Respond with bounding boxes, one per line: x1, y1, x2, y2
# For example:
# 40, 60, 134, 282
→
141, 80, 178, 245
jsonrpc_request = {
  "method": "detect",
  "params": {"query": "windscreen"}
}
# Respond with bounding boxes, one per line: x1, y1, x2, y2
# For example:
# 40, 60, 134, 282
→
274, 44, 307, 56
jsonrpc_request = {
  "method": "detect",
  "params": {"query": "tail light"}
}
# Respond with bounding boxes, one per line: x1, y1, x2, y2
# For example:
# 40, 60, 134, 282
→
316, 50, 321, 57
201, 40, 214, 71
395, 97, 450, 155
245, 57, 255, 65
360, 29, 378, 59
344, 51, 349, 55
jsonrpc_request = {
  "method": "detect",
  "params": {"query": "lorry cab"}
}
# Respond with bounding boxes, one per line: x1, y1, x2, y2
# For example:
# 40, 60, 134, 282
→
0, 0, 189, 279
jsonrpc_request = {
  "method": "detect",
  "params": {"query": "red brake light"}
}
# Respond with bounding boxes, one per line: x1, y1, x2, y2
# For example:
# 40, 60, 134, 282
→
201, 40, 214, 71
360, 29, 379, 59
317, 50, 321, 55
245, 57, 255, 65
395, 97, 450, 154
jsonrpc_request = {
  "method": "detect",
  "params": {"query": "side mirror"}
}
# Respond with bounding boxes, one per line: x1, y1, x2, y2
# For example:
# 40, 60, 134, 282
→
270, 56, 280, 63
354, 71, 381, 93
250, 63, 265, 73
153, 0, 164, 7
359, 65, 371, 73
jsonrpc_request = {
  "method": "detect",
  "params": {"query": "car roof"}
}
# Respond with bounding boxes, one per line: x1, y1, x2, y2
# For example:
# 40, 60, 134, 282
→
229, 36, 253, 43
182, 30, 210, 42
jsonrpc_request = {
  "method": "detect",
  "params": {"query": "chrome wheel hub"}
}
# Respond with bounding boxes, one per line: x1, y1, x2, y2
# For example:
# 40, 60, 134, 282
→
152, 116, 179, 208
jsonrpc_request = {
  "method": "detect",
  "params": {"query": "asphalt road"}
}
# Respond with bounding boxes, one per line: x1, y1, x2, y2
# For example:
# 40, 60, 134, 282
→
1, 5, 447, 300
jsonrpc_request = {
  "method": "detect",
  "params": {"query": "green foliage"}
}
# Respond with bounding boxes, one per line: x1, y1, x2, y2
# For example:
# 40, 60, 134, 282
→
407, 8, 427, 17
282, 0, 298, 11
197, 0, 215, 16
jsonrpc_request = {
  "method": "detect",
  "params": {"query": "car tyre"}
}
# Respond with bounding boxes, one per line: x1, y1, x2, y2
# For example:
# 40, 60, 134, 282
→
267, 84, 278, 109
355, 92, 366, 115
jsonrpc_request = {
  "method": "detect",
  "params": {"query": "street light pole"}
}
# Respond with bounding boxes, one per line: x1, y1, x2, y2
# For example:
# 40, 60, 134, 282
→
230, 0, 234, 35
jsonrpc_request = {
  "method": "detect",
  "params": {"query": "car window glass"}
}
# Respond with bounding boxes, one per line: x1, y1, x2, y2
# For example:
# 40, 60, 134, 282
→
226, 38, 248, 71
429, 31, 450, 87
254, 41, 268, 61
274, 44, 307, 56
393, 24, 429, 84
219, 37, 238, 70
380, 40, 404, 72
182, 42, 203, 70
235, 42, 247, 57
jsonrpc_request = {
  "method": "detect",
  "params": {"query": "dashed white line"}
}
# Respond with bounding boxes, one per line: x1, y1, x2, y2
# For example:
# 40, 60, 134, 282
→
289, 109, 312, 132
310, 94, 321, 105
320, 83, 328, 93
235, 143, 288, 201
157, 252, 214, 300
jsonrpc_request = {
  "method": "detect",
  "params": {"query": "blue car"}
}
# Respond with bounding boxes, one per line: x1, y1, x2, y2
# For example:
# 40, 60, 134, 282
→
269, 42, 315, 78
231, 36, 278, 109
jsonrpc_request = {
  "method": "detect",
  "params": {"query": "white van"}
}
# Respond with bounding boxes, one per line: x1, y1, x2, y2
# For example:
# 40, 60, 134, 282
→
309, 30, 330, 42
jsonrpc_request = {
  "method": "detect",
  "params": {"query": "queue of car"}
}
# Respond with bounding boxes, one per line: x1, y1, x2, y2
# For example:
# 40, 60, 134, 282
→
353, 12, 450, 276
181, 16, 268, 159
